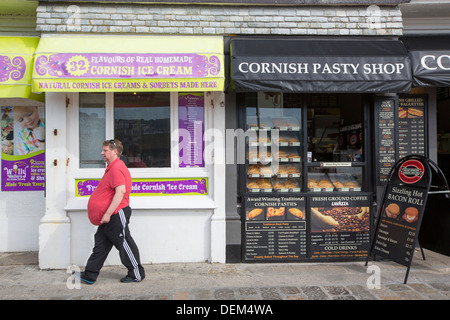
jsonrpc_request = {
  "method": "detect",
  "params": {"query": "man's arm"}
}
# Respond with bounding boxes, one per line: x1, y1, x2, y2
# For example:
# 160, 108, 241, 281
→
101, 184, 126, 224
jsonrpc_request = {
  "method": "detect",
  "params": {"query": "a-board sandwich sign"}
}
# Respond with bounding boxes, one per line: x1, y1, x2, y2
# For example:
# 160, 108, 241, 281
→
367, 155, 431, 283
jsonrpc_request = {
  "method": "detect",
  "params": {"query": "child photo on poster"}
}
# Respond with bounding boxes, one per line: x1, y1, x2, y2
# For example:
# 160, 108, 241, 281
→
13, 106, 45, 155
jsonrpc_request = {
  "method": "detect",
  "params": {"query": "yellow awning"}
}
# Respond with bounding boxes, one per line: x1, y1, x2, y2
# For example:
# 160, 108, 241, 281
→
32, 35, 224, 93
0, 37, 42, 100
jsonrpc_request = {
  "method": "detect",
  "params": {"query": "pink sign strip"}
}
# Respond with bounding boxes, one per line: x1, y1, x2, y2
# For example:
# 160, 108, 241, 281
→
34, 53, 221, 79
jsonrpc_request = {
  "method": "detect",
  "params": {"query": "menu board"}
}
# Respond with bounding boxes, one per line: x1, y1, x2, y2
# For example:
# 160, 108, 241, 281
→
243, 195, 307, 261
375, 95, 427, 185
310, 194, 371, 260
178, 93, 205, 167
372, 185, 426, 266
375, 98, 397, 183
398, 95, 426, 158
370, 156, 430, 267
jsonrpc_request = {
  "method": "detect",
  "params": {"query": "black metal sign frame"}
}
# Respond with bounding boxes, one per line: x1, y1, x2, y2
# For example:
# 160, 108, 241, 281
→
366, 155, 433, 284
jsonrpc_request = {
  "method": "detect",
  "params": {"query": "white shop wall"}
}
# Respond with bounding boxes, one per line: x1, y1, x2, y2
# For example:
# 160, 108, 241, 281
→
62, 91, 223, 265
0, 190, 43, 251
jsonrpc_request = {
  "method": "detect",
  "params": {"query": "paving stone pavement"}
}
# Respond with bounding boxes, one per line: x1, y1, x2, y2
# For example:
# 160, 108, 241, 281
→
0, 249, 449, 300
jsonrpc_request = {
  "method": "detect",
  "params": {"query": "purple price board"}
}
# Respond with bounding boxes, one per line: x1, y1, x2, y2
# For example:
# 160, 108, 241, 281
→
178, 93, 205, 168
1, 152, 45, 191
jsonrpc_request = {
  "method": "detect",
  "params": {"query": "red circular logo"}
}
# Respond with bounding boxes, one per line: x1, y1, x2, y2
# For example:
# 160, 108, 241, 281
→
398, 159, 425, 184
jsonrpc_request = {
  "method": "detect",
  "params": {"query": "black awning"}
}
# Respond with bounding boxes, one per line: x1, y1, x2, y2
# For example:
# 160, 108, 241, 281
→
231, 37, 412, 93
402, 36, 450, 87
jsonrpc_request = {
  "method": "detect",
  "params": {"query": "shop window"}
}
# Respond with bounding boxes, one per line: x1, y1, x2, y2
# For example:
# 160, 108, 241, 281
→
307, 94, 364, 163
114, 93, 171, 168
239, 92, 367, 194
306, 94, 365, 191
79, 93, 106, 168
242, 92, 303, 194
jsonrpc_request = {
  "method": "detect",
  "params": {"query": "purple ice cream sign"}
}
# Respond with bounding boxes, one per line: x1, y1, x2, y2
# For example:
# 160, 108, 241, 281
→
1, 152, 45, 191
1, 55, 26, 82
76, 178, 208, 197
34, 53, 221, 79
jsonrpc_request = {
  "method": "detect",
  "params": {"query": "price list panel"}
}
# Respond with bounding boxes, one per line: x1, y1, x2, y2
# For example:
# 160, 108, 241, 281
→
372, 184, 426, 266
178, 93, 205, 168
373, 220, 417, 265
376, 99, 397, 183
375, 95, 428, 186
243, 195, 307, 261
398, 96, 426, 158
309, 194, 371, 260
245, 221, 307, 260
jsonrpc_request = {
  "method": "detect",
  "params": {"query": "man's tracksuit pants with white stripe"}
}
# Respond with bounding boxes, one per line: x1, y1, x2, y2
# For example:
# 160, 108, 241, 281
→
85, 206, 145, 282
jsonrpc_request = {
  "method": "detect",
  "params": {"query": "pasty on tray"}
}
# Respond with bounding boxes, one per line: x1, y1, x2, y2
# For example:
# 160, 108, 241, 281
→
248, 165, 260, 174
318, 179, 333, 188
259, 166, 273, 175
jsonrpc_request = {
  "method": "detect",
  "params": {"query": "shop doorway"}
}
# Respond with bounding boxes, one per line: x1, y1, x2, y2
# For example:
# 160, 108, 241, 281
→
437, 87, 450, 183
418, 87, 450, 257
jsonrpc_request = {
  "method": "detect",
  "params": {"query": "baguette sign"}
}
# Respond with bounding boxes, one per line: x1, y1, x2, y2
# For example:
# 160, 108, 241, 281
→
367, 155, 432, 283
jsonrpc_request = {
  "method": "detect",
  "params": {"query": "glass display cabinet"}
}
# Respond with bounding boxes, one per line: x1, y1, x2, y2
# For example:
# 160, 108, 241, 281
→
238, 92, 373, 262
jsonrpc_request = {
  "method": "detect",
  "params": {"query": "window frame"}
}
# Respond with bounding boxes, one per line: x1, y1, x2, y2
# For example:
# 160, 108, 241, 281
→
67, 91, 212, 190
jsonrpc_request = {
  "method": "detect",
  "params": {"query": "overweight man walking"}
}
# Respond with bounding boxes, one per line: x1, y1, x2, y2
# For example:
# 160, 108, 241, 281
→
75, 139, 145, 284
